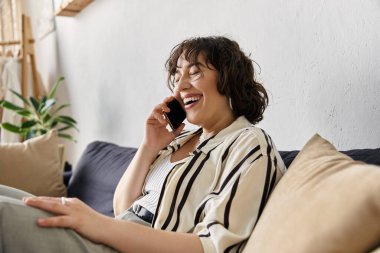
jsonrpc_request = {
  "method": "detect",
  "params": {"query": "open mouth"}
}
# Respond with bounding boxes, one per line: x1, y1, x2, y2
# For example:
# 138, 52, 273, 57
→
183, 96, 202, 106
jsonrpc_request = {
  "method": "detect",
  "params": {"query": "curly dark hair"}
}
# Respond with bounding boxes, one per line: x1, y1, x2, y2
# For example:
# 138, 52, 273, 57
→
165, 36, 268, 124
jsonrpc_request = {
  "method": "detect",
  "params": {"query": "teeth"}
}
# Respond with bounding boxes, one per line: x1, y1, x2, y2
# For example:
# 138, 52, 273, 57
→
183, 96, 201, 105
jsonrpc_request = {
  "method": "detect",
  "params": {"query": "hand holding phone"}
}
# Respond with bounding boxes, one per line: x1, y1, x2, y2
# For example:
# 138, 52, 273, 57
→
164, 98, 186, 131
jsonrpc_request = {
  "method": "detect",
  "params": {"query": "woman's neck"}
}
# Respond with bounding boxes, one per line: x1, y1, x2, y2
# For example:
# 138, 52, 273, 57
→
199, 113, 236, 142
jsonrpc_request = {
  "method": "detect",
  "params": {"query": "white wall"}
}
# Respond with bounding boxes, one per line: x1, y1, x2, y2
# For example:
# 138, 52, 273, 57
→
26, 0, 380, 164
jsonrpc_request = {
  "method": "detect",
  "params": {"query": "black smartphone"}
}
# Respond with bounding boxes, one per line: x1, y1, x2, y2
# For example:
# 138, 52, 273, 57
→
164, 98, 186, 131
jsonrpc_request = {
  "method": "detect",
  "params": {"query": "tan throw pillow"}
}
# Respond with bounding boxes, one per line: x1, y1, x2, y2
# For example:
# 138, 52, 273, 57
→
0, 130, 67, 197
244, 134, 380, 253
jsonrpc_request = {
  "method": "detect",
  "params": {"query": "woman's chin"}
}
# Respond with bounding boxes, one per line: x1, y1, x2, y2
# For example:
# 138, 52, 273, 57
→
186, 116, 201, 126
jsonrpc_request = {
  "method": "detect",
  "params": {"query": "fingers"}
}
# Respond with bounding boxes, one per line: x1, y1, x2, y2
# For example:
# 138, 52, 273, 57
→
23, 197, 81, 229
173, 123, 185, 136
163, 96, 175, 104
161, 96, 175, 112
152, 106, 168, 125
37, 216, 73, 228
23, 197, 69, 215
150, 96, 175, 126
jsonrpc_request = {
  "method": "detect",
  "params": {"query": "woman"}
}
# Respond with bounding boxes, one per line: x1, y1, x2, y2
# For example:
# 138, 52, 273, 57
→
0, 36, 286, 253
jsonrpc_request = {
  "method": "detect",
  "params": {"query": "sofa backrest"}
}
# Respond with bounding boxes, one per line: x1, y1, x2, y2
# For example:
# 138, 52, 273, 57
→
280, 148, 380, 168
67, 141, 380, 217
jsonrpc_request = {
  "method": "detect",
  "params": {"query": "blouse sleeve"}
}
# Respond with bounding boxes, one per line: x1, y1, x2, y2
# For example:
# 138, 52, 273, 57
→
193, 141, 282, 253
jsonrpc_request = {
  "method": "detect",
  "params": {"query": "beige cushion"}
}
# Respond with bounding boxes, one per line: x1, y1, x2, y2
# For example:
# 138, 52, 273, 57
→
244, 134, 380, 253
0, 130, 67, 197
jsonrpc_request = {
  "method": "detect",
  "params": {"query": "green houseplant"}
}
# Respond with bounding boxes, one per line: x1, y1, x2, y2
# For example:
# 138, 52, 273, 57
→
0, 77, 78, 142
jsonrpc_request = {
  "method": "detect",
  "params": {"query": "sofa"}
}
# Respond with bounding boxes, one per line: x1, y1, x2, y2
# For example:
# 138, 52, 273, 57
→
64, 134, 380, 253
1, 131, 379, 252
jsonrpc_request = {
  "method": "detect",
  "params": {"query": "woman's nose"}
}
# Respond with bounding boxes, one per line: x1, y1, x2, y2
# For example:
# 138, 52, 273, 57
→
176, 76, 191, 92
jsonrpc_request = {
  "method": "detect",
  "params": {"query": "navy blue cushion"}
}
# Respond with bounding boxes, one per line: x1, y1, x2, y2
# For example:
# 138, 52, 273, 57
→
279, 148, 380, 168
67, 141, 137, 217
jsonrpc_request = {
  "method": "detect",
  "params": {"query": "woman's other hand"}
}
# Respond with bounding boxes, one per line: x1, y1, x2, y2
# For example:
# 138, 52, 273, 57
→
24, 196, 111, 244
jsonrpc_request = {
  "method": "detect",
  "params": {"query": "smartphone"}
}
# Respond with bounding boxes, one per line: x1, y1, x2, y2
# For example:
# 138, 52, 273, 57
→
164, 98, 186, 131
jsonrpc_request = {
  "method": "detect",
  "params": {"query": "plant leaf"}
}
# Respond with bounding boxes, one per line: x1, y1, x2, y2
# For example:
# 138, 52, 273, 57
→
40, 99, 56, 113
37, 96, 47, 112
21, 120, 37, 129
42, 113, 51, 124
51, 104, 70, 116
48, 76, 64, 99
16, 109, 33, 118
54, 118, 79, 131
40, 96, 47, 104
50, 120, 58, 128
58, 126, 72, 132
0, 100, 24, 111
0, 100, 34, 118
0, 122, 22, 133
29, 97, 40, 111
9, 89, 31, 106
58, 133, 77, 142
56, 115, 77, 124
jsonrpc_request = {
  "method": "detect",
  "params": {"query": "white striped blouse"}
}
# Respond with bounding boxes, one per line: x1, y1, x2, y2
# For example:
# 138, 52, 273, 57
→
133, 155, 182, 214
147, 116, 286, 253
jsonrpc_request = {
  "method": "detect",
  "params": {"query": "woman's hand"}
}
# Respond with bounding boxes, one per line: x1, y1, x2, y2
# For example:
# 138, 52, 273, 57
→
114, 97, 185, 215
142, 96, 185, 153
24, 196, 111, 243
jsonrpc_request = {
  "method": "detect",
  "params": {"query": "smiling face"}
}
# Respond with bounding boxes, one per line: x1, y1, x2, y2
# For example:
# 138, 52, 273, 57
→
173, 53, 235, 129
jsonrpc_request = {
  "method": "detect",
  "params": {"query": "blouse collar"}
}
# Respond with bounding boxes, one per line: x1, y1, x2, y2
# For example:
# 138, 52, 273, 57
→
163, 116, 252, 155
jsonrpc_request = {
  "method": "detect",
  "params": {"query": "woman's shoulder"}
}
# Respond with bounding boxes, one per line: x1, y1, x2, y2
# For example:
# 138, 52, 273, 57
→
226, 119, 278, 157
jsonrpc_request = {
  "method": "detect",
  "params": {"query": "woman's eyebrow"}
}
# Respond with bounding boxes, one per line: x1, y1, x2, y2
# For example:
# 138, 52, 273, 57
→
189, 62, 206, 68
175, 62, 205, 71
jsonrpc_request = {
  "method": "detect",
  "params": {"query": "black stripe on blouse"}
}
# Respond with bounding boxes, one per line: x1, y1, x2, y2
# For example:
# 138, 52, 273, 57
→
194, 199, 208, 226
175, 130, 193, 139
213, 145, 261, 195
197, 221, 222, 237
268, 167, 277, 200
224, 174, 241, 229
161, 151, 203, 230
236, 240, 246, 253
224, 240, 247, 253
221, 136, 239, 163
196, 174, 242, 238
224, 243, 237, 253
171, 146, 218, 231
151, 163, 176, 227
160, 135, 216, 229
263, 130, 274, 203
250, 153, 263, 164
193, 147, 262, 226
257, 130, 273, 218
266, 156, 278, 198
